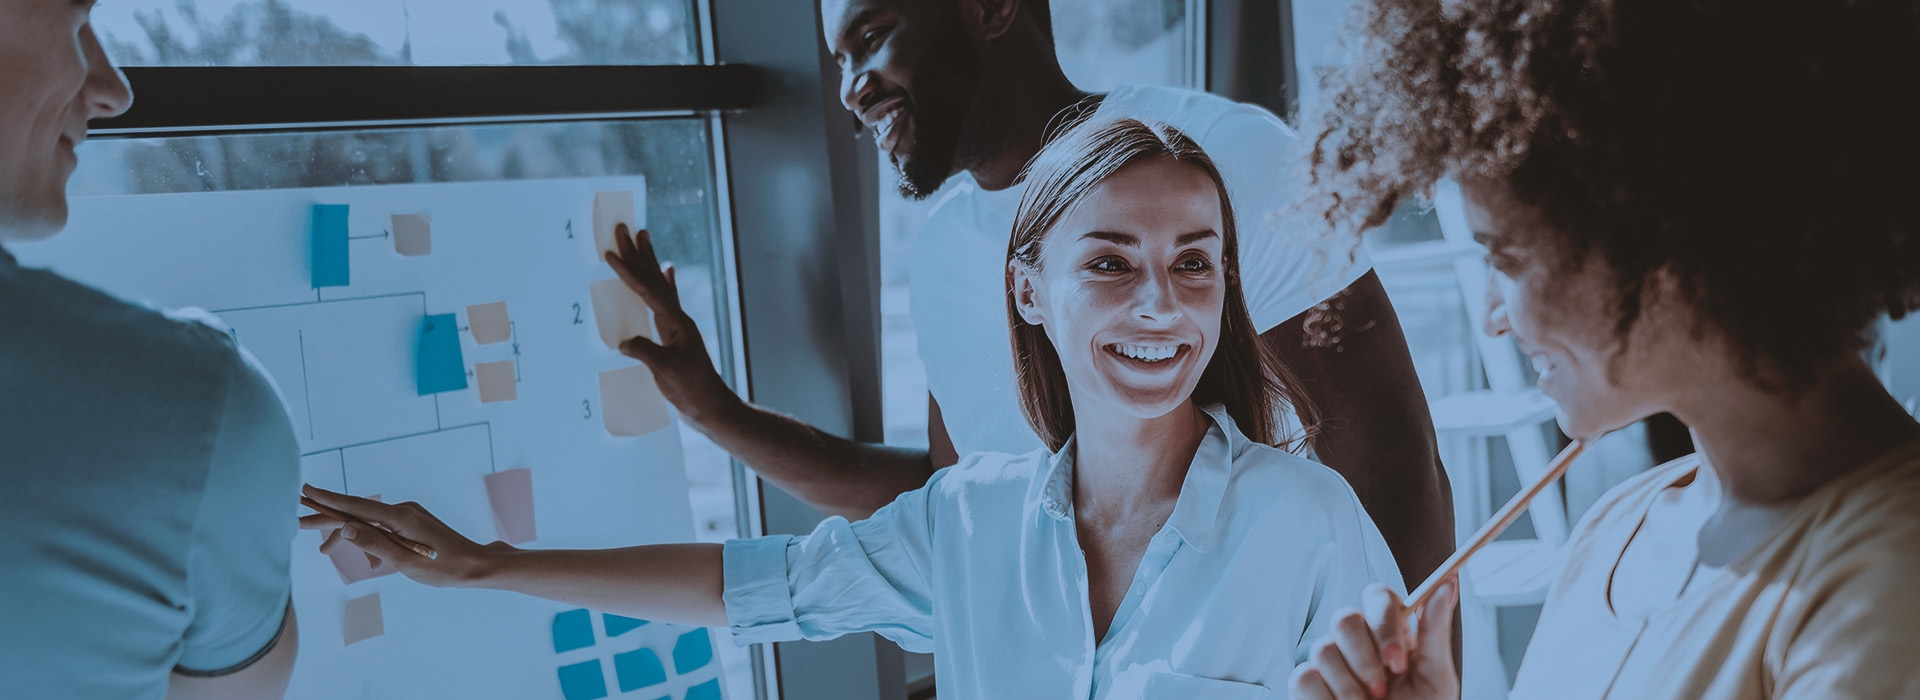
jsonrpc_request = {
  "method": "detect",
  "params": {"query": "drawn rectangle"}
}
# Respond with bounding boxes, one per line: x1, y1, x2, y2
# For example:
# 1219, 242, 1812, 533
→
341, 424, 495, 542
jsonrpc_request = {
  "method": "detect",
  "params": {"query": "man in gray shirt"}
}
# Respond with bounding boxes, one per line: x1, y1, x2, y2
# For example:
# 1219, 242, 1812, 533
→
0, 2, 301, 698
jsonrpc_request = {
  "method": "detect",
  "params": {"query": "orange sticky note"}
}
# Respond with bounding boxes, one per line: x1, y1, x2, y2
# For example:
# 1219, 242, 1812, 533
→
593, 191, 638, 260
474, 360, 517, 404
343, 593, 384, 646
598, 366, 671, 437
588, 278, 652, 350
484, 468, 537, 544
467, 301, 511, 345
392, 214, 431, 256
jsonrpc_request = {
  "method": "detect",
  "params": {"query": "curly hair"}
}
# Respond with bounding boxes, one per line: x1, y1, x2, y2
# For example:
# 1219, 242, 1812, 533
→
1307, 0, 1920, 391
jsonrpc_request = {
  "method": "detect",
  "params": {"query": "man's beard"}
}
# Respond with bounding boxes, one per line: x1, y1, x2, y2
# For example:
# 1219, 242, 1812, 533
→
890, 25, 989, 200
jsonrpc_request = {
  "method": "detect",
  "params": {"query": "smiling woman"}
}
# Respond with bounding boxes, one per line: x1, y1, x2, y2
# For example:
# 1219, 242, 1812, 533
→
0, 0, 131, 240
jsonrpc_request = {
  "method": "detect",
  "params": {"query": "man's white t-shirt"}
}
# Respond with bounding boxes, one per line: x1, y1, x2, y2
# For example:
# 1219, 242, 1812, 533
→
910, 84, 1372, 456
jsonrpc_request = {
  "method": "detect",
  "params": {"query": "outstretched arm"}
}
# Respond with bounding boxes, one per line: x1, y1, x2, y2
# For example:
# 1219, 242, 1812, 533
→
606, 225, 936, 519
1263, 270, 1454, 587
300, 485, 726, 627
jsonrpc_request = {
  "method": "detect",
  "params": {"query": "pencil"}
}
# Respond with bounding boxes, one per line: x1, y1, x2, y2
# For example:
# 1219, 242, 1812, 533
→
1405, 437, 1589, 612
300, 495, 438, 559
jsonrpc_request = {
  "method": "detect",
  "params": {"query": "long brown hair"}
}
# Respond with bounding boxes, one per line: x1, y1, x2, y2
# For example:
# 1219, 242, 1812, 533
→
1006, 117, 1317, 452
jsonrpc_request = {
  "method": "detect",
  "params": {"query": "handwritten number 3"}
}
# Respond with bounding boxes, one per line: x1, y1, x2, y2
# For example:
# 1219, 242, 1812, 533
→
583, 400, 592, 420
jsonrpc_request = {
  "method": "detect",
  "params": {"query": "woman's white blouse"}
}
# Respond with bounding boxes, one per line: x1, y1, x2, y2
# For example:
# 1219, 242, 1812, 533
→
721, 405, 1403, 699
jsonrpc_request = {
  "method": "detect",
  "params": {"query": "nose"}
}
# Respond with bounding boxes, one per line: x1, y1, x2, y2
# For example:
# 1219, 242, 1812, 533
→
81, 24, 133, 121
1481, 268, 1512, 337
840, 66, 880, 117
1134, 272, 1183, 325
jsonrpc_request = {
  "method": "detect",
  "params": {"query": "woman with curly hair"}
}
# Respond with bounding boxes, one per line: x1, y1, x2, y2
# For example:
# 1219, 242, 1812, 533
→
1289, 0, 1920, 699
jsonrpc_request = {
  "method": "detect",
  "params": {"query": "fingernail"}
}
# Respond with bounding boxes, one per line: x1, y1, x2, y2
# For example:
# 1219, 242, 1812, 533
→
1370, 680, 1387, 699
1384, 642, 1407, 674
342, 524, 359, 541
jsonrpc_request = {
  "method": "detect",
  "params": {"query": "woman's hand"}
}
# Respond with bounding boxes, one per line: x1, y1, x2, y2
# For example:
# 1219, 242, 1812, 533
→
299, 484, 507, 589
1290, 580, 1460, 700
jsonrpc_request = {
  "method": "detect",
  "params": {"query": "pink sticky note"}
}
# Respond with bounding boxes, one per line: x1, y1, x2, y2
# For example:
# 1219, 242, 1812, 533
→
593, 191, 638, 260
484, 468, 537, 544
588, 278, 652, 350
474, 360, 517, 404
598, 366, 671, 437
392, 214, 431, 256
322, 493, 397, 585
343, 593, 384, 646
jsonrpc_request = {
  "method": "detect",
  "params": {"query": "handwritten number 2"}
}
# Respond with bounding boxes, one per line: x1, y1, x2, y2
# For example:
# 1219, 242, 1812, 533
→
572, 303, 583, 325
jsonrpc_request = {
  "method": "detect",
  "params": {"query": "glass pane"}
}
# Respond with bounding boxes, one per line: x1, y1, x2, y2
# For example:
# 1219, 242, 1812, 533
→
94, 0, 699, 66
65, 119, 753, 700
878, 0, 1195, 448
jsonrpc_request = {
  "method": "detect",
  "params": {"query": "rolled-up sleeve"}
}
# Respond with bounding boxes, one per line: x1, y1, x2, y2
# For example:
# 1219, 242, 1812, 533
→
722, 478, 939, 652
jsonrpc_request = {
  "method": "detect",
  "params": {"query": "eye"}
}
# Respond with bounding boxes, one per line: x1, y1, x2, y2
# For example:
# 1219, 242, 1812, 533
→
1174, 255, 1214, 273
862, 25, 893, 51
1089, 256, 1131, 274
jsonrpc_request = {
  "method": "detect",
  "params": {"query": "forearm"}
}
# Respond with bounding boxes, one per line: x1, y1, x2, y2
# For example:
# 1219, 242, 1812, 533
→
472, 543, 730, 628
688, 397, 937, 520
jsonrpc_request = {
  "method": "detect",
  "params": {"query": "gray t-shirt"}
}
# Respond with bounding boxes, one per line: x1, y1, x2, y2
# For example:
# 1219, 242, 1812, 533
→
0, 245, 299, 699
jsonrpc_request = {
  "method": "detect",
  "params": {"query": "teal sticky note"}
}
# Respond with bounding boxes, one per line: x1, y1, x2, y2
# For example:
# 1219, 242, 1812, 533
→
416, 314, 467, 395
672, 629, 713, 674
603, 613, 648, 637
311, 204, 349, 288
684, 679, 722, 700
612, 648, 666, 692
551, 608, 595, 654
556, 659, 608, 700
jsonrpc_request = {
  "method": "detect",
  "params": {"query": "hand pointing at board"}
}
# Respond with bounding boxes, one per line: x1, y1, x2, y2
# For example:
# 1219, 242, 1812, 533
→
299, 484, 497, 589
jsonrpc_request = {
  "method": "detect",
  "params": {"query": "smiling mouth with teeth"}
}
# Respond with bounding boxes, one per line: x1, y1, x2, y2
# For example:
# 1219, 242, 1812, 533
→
1109, 343, 1185, 363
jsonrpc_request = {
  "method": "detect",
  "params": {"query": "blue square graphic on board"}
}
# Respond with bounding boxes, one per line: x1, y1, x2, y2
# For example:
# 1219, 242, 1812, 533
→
684, 679, 722, 700
311, 204, 349, 288
552, 609, 596, 654
415, 313, 468, 395
613, 648, 667, 692
556, 659, 608, 700
671, 630, 712, 675
604, 613, 649, 637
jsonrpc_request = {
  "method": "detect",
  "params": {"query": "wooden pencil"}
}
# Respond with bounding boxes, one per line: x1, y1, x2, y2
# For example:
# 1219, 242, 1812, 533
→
1406, 438, 1588, 611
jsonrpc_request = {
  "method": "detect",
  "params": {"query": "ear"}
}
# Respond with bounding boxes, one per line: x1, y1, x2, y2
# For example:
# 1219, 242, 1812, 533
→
1010, 261, 1047, 326
966, 0, 1021, 42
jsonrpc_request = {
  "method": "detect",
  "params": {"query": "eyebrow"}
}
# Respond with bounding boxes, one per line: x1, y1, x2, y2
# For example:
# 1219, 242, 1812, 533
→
1176, 230, 1219, 246
835, 7, 885, 53
1080, 230, 1218, 247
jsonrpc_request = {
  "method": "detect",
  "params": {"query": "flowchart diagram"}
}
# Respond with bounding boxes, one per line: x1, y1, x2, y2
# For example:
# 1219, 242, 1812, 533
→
19, 177, 726, 700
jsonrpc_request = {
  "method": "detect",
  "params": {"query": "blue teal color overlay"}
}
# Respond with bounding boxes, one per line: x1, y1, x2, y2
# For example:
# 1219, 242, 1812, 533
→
415, 314, 467, 395
311, 204, 349, 288
603, 613, 649, 637
671, 630, 713, 675
551, 609, 595, 654
683, 679, 722, 700
612, 648, 667, 692
556, 659, 608, 700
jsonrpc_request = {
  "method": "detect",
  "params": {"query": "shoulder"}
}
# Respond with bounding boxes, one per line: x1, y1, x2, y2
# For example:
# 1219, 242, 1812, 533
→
1798, 455, 1920, 570
928, 450, 1049, 496
0, 265, 245, 396
1225, 442, 1369, 527
1577, 455, 1701, 535
1101, 85, 1295, 149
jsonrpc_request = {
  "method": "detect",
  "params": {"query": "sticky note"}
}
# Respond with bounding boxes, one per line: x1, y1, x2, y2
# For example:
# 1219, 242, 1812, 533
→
552, 609, 595, 653
312, 204, 350, 288
672, 629, 714, 674
598, 366, 671, 437
588, 278, 652, 350
602, 613, 648, 637
613, 648, 666, 692
592, 191, 639, 260
343, 593, 384, 646
484, 468, 536, 544
556, 660, 609, 700
685, 679, 723, 700
416, 314, 467, 395
475, 360, 517, 404
467, 301, 510, 345
318, 493, 397, 584
392, 213, 431, 256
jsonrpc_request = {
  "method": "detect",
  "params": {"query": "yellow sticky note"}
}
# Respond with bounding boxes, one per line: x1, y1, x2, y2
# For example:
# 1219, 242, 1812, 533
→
598, 366, 670, 437
392, 214, 430, 256
588, 278, 652, 350
467, 301, 511, 345
343, 593, 384, 646
593, 191, 638, 260
475, 360, 517, 403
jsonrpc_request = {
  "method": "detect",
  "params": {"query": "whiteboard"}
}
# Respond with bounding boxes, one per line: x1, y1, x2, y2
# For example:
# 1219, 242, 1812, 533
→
15, 177, 730, 700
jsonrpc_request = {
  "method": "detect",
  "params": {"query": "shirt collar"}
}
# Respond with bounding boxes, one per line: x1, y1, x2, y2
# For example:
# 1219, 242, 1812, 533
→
1038, 404, 1243, 553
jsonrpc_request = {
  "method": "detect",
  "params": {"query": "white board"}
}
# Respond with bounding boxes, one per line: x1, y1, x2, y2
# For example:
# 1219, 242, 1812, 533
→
14, 177, 729, 700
